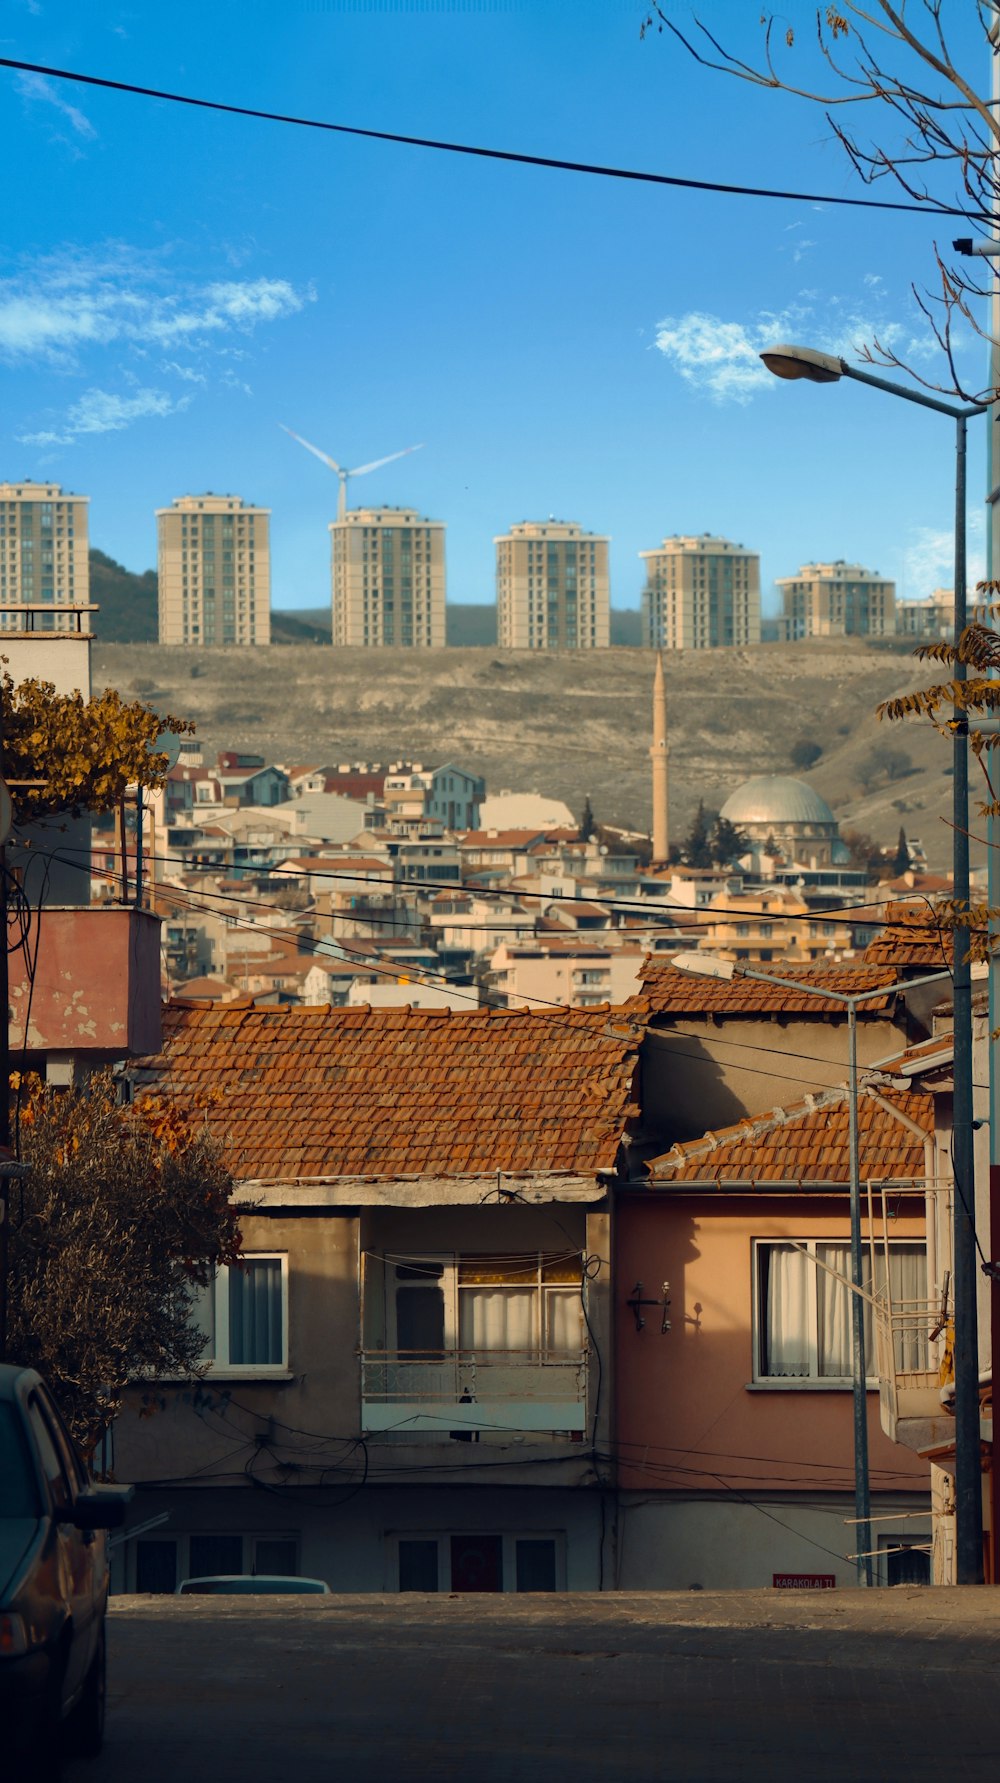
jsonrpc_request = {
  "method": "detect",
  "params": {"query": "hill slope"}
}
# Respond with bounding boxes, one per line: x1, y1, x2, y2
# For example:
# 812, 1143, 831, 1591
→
92, 637, 961, 868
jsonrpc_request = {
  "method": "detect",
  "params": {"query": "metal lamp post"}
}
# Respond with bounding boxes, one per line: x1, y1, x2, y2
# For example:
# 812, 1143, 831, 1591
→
672, 952, 953, 1586
759, 344, 987, 1583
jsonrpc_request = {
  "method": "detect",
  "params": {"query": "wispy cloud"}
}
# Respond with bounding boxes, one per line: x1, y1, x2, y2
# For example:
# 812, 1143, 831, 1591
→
5, 243, 315, 445
161, 360, 207, 384
15, 71, 96, 142
902, 511, 984, 601
0, 246, 314, 367
654, 295, 942, 405
18, 386, 190, 447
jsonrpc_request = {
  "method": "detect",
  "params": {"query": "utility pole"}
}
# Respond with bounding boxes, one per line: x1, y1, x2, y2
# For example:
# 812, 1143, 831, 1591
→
951, 413, 984, 1584
0, 680, 9, 1359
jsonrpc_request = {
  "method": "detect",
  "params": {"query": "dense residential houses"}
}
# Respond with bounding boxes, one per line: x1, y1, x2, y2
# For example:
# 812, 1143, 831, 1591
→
4, 493, 992, 1601
96, 925, 993, 1593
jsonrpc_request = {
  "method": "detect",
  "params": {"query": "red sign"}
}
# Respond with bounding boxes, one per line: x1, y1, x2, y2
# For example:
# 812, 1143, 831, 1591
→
772, 1573, 836, 1590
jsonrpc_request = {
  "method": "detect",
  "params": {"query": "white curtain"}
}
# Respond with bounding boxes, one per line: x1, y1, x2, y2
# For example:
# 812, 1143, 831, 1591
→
878, 1244, 929, 1372
816, 1243, 854, 1378
459, 1287, 534, 1352
763, 1246, 811, 1377
544, 1288, 584, 1357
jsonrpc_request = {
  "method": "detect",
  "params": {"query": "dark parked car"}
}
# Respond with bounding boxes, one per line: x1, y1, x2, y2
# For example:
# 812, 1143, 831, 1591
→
0, 1364, 132, 1777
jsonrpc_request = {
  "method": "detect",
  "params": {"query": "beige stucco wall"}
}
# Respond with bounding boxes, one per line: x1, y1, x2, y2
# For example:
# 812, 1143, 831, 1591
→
116, 1198, 610, 1493
640, 1015, 906, 1146
115, 1209, 361, 1484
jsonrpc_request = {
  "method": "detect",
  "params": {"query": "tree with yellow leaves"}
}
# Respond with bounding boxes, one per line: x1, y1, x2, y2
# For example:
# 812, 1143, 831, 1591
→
7, 1071, 241, 1455
1, 671, 193, 823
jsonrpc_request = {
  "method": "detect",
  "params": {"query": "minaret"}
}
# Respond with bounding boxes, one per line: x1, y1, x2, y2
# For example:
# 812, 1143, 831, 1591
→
650, 650, 669, 864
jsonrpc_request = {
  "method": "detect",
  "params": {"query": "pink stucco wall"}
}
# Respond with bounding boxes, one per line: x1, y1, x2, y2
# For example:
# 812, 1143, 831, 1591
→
8, 905, 162, 1058
615, 1192, 927, 1496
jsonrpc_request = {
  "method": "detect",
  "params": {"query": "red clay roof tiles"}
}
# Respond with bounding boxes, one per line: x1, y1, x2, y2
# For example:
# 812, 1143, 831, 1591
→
649, 1086, 932, 1185
864, 902, 955, 969
635, 961, 900, 1016
140, 1002, 643, 1182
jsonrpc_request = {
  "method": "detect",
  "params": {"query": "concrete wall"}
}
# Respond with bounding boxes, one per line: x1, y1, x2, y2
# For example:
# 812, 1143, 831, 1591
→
615, 1493, 930, 1591
117, 1199, 610, 1497
641, 1016, 906, 1145
116, 1208, 362, 1487
111, 1484, 606, 1595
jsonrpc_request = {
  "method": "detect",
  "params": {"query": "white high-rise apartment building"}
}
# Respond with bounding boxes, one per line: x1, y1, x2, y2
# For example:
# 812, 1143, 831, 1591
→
495, 520, 610, 649
157, 494, 271, 646
0, 480, 89, 632
639, 534, 761, 650
330, 506, 446, 647
776, 561, 895, 641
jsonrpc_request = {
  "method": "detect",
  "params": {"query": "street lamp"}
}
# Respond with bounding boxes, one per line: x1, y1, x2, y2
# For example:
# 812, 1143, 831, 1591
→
672, 951, 953, 1587
759, 343, 987, 1584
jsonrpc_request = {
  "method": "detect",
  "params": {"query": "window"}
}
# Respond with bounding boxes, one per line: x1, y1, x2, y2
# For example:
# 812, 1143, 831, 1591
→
132, 1532, 299, 1593
754, 1241, 926, 1385
191, 1255, 288, 1374
878, 1535, 931, 1586
391, 1532, 562, 1593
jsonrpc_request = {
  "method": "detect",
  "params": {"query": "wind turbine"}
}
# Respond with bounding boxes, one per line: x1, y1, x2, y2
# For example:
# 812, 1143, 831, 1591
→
280, 425, 425, 522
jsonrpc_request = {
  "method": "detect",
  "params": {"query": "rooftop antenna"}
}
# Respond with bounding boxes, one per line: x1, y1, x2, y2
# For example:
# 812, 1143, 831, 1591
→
279, 425, 425, 522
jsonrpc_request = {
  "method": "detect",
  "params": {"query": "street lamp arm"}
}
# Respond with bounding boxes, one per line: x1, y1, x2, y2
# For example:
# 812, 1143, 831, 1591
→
838, 359, 986, 421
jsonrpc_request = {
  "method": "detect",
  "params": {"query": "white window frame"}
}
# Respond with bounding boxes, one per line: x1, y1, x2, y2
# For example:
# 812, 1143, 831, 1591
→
194, 1253, 290, 1378
382, 1253, 585, 1360
751, 1237, 927, 1390
386, 1530, 566, 1593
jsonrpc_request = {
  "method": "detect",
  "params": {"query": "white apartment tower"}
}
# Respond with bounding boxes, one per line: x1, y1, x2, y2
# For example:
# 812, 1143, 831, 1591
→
640, 534, 761, 650
0, 480, 90, 632
776, 561, 896, 641
330, 506, 446, 647
495, 519, 610, 649
157, 494, 271, 646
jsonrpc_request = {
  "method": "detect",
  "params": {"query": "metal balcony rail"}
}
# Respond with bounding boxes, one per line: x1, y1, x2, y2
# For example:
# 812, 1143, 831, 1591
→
873, 1293, 941, 1435
361, 1348, 587, 1405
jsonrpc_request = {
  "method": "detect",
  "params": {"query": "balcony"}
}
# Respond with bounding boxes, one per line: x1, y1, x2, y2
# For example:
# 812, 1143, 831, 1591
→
874, 1291, 949, 1447
360, 1227, 591, 1439
360, 1349, 587, 1435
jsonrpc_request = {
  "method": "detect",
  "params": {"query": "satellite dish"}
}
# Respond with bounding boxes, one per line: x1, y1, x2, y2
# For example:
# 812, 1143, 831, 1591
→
155, 729, 184, 772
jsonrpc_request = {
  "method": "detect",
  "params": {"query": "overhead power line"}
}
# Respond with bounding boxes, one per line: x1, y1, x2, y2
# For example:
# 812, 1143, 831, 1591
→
0, 55, 978, 219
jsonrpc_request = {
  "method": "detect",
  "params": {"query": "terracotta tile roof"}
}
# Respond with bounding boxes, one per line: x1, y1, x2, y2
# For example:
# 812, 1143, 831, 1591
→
138, 1003, 644, 1182
170, 976, 243, 1002
635, 960, 901, 1017
460, 829, 548, 849
649, 1085, 933, 1185
864, 901, 954, 969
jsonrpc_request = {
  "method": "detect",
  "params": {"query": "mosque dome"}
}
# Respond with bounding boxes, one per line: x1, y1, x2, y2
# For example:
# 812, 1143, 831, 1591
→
720, 775, 836, 830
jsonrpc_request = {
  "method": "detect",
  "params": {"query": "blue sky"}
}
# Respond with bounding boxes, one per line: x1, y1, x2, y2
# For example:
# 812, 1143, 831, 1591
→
0, 1, 990, 615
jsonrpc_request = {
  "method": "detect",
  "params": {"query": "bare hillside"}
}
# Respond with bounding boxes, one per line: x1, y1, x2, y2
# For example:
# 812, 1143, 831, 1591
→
92, 638, 964, 869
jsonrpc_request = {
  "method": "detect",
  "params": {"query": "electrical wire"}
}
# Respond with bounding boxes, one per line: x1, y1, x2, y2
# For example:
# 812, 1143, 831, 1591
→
0, 54, 980, 219
24, 842, 972, 1104
109, 835, 945, 931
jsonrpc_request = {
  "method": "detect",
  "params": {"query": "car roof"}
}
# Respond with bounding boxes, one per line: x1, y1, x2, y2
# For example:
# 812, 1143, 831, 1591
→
177, 1575, 329, 1589
0, 1364, 42, 1405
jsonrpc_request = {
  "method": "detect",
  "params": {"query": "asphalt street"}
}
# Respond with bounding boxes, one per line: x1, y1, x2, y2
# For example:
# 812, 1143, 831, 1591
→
73, 1588, 1000, 1783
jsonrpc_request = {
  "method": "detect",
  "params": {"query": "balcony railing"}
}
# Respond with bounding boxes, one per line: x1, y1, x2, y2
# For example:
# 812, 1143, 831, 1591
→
360, 1348, 587, 1435
873, 1293, 941, 1441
